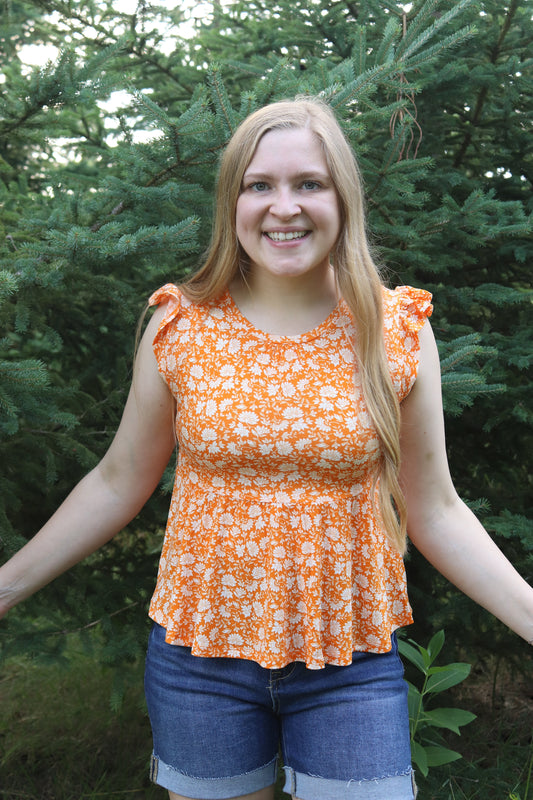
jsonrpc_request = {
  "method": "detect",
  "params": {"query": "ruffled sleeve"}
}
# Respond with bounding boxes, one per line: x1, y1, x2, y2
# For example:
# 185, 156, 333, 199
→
382, 285, 433, 402
149, 282, 182, 332
148, 283, 188, 395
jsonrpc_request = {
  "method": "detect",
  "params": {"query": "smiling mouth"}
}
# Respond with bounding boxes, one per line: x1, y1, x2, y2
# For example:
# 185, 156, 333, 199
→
264, 231, 309, 242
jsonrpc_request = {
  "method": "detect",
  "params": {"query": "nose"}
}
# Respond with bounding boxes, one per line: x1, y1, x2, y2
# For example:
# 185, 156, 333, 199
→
269, 187, 301, 218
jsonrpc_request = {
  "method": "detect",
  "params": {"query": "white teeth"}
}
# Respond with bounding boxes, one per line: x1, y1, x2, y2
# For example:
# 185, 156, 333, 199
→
266, 231, 307, 241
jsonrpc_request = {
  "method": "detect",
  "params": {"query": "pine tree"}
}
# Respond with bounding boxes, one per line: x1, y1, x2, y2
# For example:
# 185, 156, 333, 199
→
1, 0, 531, 677
0, 0, 209, 666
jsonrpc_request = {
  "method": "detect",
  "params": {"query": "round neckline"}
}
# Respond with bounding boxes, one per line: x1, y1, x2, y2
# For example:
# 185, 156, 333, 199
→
223, 289, 343, 343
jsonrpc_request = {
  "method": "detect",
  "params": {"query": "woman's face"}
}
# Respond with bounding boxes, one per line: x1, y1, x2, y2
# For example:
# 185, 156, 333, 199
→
235, 127, 341, 287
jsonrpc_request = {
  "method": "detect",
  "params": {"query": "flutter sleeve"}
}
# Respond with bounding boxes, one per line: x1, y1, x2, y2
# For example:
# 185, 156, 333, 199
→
148, 283, 187, 395
382, 285, 433, 402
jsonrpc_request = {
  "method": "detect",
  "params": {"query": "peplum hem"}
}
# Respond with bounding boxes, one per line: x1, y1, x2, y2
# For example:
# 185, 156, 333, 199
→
148, 482, 413, 670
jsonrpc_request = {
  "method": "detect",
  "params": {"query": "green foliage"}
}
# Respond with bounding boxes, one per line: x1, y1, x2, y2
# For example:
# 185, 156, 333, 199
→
0, 639, 161, 799
438, 334, 505, 416
399, 630, 477, 778
0, 0, 531, 683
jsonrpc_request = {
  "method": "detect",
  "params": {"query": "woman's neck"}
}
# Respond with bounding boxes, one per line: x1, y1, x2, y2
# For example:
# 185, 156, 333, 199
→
228, 266, 338, 336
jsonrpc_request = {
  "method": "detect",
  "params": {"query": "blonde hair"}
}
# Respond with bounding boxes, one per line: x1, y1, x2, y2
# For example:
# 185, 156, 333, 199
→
181, 97, 407, 553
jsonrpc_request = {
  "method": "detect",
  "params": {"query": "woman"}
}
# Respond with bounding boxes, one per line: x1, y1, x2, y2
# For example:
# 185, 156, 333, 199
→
1, 97, 531, 800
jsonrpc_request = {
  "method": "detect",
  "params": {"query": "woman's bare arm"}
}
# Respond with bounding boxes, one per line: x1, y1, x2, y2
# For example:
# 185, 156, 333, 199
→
400, 321, 533, 645
0, 305, 176, 617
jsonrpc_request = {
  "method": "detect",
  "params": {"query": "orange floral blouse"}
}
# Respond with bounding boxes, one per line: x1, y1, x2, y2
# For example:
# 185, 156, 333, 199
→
148, 283, 433, 669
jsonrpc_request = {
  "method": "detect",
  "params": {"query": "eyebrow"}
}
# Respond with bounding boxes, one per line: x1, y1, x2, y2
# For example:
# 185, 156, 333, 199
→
242, 169, 332, 181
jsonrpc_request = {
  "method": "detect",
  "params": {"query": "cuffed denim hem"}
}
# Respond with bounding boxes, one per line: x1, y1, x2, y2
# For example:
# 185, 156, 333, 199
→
149, 752, 278, 799
283, 765, 417, 800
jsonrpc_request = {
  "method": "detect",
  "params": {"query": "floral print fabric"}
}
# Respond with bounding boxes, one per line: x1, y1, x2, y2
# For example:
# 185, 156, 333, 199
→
148, 283, 433, 669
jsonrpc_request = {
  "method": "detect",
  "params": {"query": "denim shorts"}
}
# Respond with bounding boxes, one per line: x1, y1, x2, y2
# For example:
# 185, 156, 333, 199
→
144, 623, 415, 799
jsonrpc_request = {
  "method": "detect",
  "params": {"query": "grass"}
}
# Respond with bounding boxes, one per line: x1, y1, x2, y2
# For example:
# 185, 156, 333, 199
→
0, 644, 162, 800
1, 639, 531, 800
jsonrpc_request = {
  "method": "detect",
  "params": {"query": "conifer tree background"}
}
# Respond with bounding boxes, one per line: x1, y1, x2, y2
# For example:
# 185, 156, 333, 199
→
1, 0, 531, 681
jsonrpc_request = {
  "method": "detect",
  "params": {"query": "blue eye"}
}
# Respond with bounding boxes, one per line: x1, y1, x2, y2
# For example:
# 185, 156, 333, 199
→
302, 180, 320, 190
251, 182, 269, 192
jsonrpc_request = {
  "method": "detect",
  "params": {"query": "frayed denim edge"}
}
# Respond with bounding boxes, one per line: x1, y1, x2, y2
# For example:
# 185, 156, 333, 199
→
283, 765, 416, 800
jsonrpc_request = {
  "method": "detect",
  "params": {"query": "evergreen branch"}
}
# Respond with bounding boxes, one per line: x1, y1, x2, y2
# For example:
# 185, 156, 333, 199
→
453, 0, 520, 168
130, 88, 176, 134
441, 372, 506, 411
98, 177, 206, 210
207, 65, 238, 139
0, 271, 18, 300
350, 25, 367, 76
329, 62, 400, 109
83, 218, 202, 261
90, 203, 127, 233
27, 0, 191, 94
396, 0, 476, 61
374, 17, 401, 65
440, 349, 492, 373
399, 26, 476, 71
115, 220, 201, 257
171, 96, 212, 137
256, 59, 292, 105
239, 92, 258, 120
0, 42, 123, 136
219, 60, 270, 78
146, 165, 183, 188
0, 360, 51, 434
368, 115, 422, 194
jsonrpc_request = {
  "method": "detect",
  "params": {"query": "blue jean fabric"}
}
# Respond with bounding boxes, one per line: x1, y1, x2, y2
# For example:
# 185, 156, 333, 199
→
144, 623, 415, 799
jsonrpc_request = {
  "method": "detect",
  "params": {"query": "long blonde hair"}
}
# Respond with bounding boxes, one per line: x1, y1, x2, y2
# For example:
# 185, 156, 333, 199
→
181, 97, 407, 553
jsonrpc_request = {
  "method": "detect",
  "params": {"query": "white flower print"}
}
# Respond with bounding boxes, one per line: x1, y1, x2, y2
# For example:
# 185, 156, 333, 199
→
283, 406, 303, 420
148, 283, 432, 668
246, 541, 260, 557
252, 566, 266, 579
321, 449, 342, 461
228, 338, 241, 354
239, 411, 259, 425
276, 442, 292, 456
282, 382, 296, 397
205, 399, 218, 415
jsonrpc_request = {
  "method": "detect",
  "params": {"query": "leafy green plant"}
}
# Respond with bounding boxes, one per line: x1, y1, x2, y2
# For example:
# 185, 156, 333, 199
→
398, 629, 477, 778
